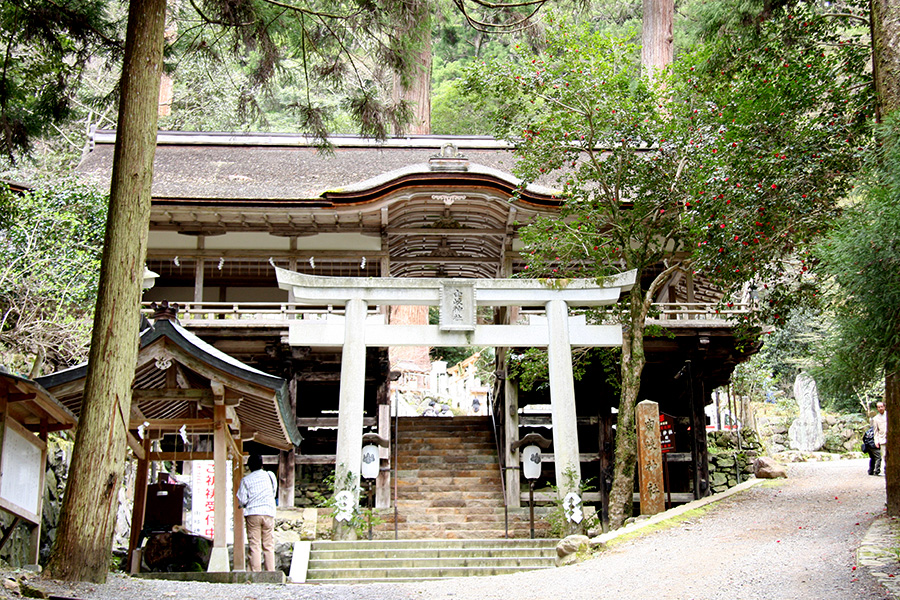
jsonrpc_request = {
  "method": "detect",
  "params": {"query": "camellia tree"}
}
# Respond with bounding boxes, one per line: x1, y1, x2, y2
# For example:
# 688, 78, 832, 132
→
462, 5, 870, 528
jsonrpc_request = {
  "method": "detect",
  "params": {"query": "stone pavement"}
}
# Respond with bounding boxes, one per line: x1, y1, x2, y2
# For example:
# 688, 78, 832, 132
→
859, 513, 900, 599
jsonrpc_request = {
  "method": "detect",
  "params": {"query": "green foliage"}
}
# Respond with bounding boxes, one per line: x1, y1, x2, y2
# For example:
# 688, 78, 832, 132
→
463, 6, 868, 309
814, 113, 900, 397
509, 346, 620, 392
312, 468, 384, 538
545, 468, 600, 538
681, 0, 872, 314
0, 0, 122, 159
0, 179, 107, 374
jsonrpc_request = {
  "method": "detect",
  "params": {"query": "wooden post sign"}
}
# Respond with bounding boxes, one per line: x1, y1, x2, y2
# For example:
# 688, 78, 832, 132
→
636, 400, 665, 516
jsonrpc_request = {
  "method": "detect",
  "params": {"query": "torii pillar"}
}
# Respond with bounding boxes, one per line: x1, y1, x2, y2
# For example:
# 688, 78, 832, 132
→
546, 300, 582, 500
333, 297, 368, 539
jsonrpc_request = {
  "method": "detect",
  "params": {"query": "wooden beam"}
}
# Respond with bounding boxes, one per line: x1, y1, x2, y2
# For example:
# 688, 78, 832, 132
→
129, 418, 216, 431
386, 227, 507, 236
23, 423, 73, 433
296, 417, 376, 428
519, 415, 599, 426
132, 389, 214, 403
126, 431, 146, 460
7, 393, 36, 402
262, 454, 335, 465
149, 452, 213, 461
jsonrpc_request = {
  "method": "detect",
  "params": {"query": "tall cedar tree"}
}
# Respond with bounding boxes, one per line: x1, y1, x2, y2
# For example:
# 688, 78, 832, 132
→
43, 0, 165, 582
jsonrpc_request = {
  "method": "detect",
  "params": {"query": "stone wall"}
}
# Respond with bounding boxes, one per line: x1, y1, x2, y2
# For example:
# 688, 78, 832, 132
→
294, 464, 335, 507
706, 429, 763, 494
756, 411, 867, 454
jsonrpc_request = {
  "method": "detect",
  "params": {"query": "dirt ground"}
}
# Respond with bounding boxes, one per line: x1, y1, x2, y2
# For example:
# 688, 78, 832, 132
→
2, 458, 896, 600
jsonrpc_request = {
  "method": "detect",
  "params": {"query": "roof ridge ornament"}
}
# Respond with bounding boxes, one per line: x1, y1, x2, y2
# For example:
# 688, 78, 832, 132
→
150, 300, 180, 322
429, 143, 469, 172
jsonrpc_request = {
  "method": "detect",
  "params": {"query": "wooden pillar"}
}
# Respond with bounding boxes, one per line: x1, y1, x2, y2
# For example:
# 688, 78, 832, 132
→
278, 376, 297, 508
128, 436, 152, 574
333, 297, 368, 540
376, 402, 391, 508
194, 236, 205, 304
29, 421, 49, 566
503, 371, 520, 508
689, 366, 709, 499
636, 400, 665, 515
208, 401, 230, 571
231, 438, 245, 571
598, 414, 614, 528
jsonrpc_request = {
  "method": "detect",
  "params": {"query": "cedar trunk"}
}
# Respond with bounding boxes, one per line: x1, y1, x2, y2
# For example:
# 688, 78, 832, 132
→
392, 9, 432, 135
886, 371, 900, 515
44, 0, 165, 582
871, 0, 900, 514
871, 0, 900, 119
641, 0, 674, 76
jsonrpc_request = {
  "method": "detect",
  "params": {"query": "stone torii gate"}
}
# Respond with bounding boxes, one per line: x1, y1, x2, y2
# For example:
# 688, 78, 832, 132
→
275, 267, 636, 539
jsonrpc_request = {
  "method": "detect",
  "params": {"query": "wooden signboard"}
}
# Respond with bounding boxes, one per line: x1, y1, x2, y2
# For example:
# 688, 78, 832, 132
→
0, 417, 46, 524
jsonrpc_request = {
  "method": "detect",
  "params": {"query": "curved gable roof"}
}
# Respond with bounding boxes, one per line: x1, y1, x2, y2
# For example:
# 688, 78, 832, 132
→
37, 318, 301, 450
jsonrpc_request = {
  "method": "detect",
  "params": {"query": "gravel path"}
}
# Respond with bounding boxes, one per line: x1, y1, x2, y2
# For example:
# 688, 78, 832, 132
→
9, 458, 897, 600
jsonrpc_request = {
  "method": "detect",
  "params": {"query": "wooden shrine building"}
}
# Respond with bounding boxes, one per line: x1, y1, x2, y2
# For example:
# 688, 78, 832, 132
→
71, 129, 760, 541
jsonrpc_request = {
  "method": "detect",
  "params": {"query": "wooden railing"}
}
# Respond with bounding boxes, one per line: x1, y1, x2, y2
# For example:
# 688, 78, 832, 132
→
142, 301, 753, 326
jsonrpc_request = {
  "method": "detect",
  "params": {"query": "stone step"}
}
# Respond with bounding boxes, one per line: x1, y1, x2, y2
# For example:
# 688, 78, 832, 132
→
305, 538, 557, 582
306, 564, 554, 583
397, 469, 500, 486
311, 547, 554, 561
395, 489, 501, 499
396, 455, 496, 463
308, 556, 553, 571
370, 530, 551, 541
313, 539, 558, 550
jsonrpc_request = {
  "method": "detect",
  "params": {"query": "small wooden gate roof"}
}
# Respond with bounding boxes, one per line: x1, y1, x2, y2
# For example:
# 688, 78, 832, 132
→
36, 315, 301, 451
0, 369, 77, 433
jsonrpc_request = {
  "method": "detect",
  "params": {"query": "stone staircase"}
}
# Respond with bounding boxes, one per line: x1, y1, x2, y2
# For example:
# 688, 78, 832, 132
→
304, 538, 558, 583
377, 416, 552, 540
301, 417, 558, 583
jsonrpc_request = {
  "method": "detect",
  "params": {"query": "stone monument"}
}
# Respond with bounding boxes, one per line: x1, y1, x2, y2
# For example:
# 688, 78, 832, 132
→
788, 372, 825, 452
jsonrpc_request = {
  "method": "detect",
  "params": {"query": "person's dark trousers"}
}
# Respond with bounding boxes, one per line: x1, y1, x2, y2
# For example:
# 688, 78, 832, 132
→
869, 446, 882, 475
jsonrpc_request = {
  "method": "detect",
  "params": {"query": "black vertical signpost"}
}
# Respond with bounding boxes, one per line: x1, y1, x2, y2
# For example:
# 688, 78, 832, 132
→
659, 413, 675, 509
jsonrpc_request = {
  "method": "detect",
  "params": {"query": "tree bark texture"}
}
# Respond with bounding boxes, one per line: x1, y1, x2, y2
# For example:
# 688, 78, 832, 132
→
392, 6, 431, 135
886, 371, 900, 515
872, 0, 900, 118
641, 0, 674, 77
44, 0, 165, 583
871, 0, 900, 514
607, 286, 647, 529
